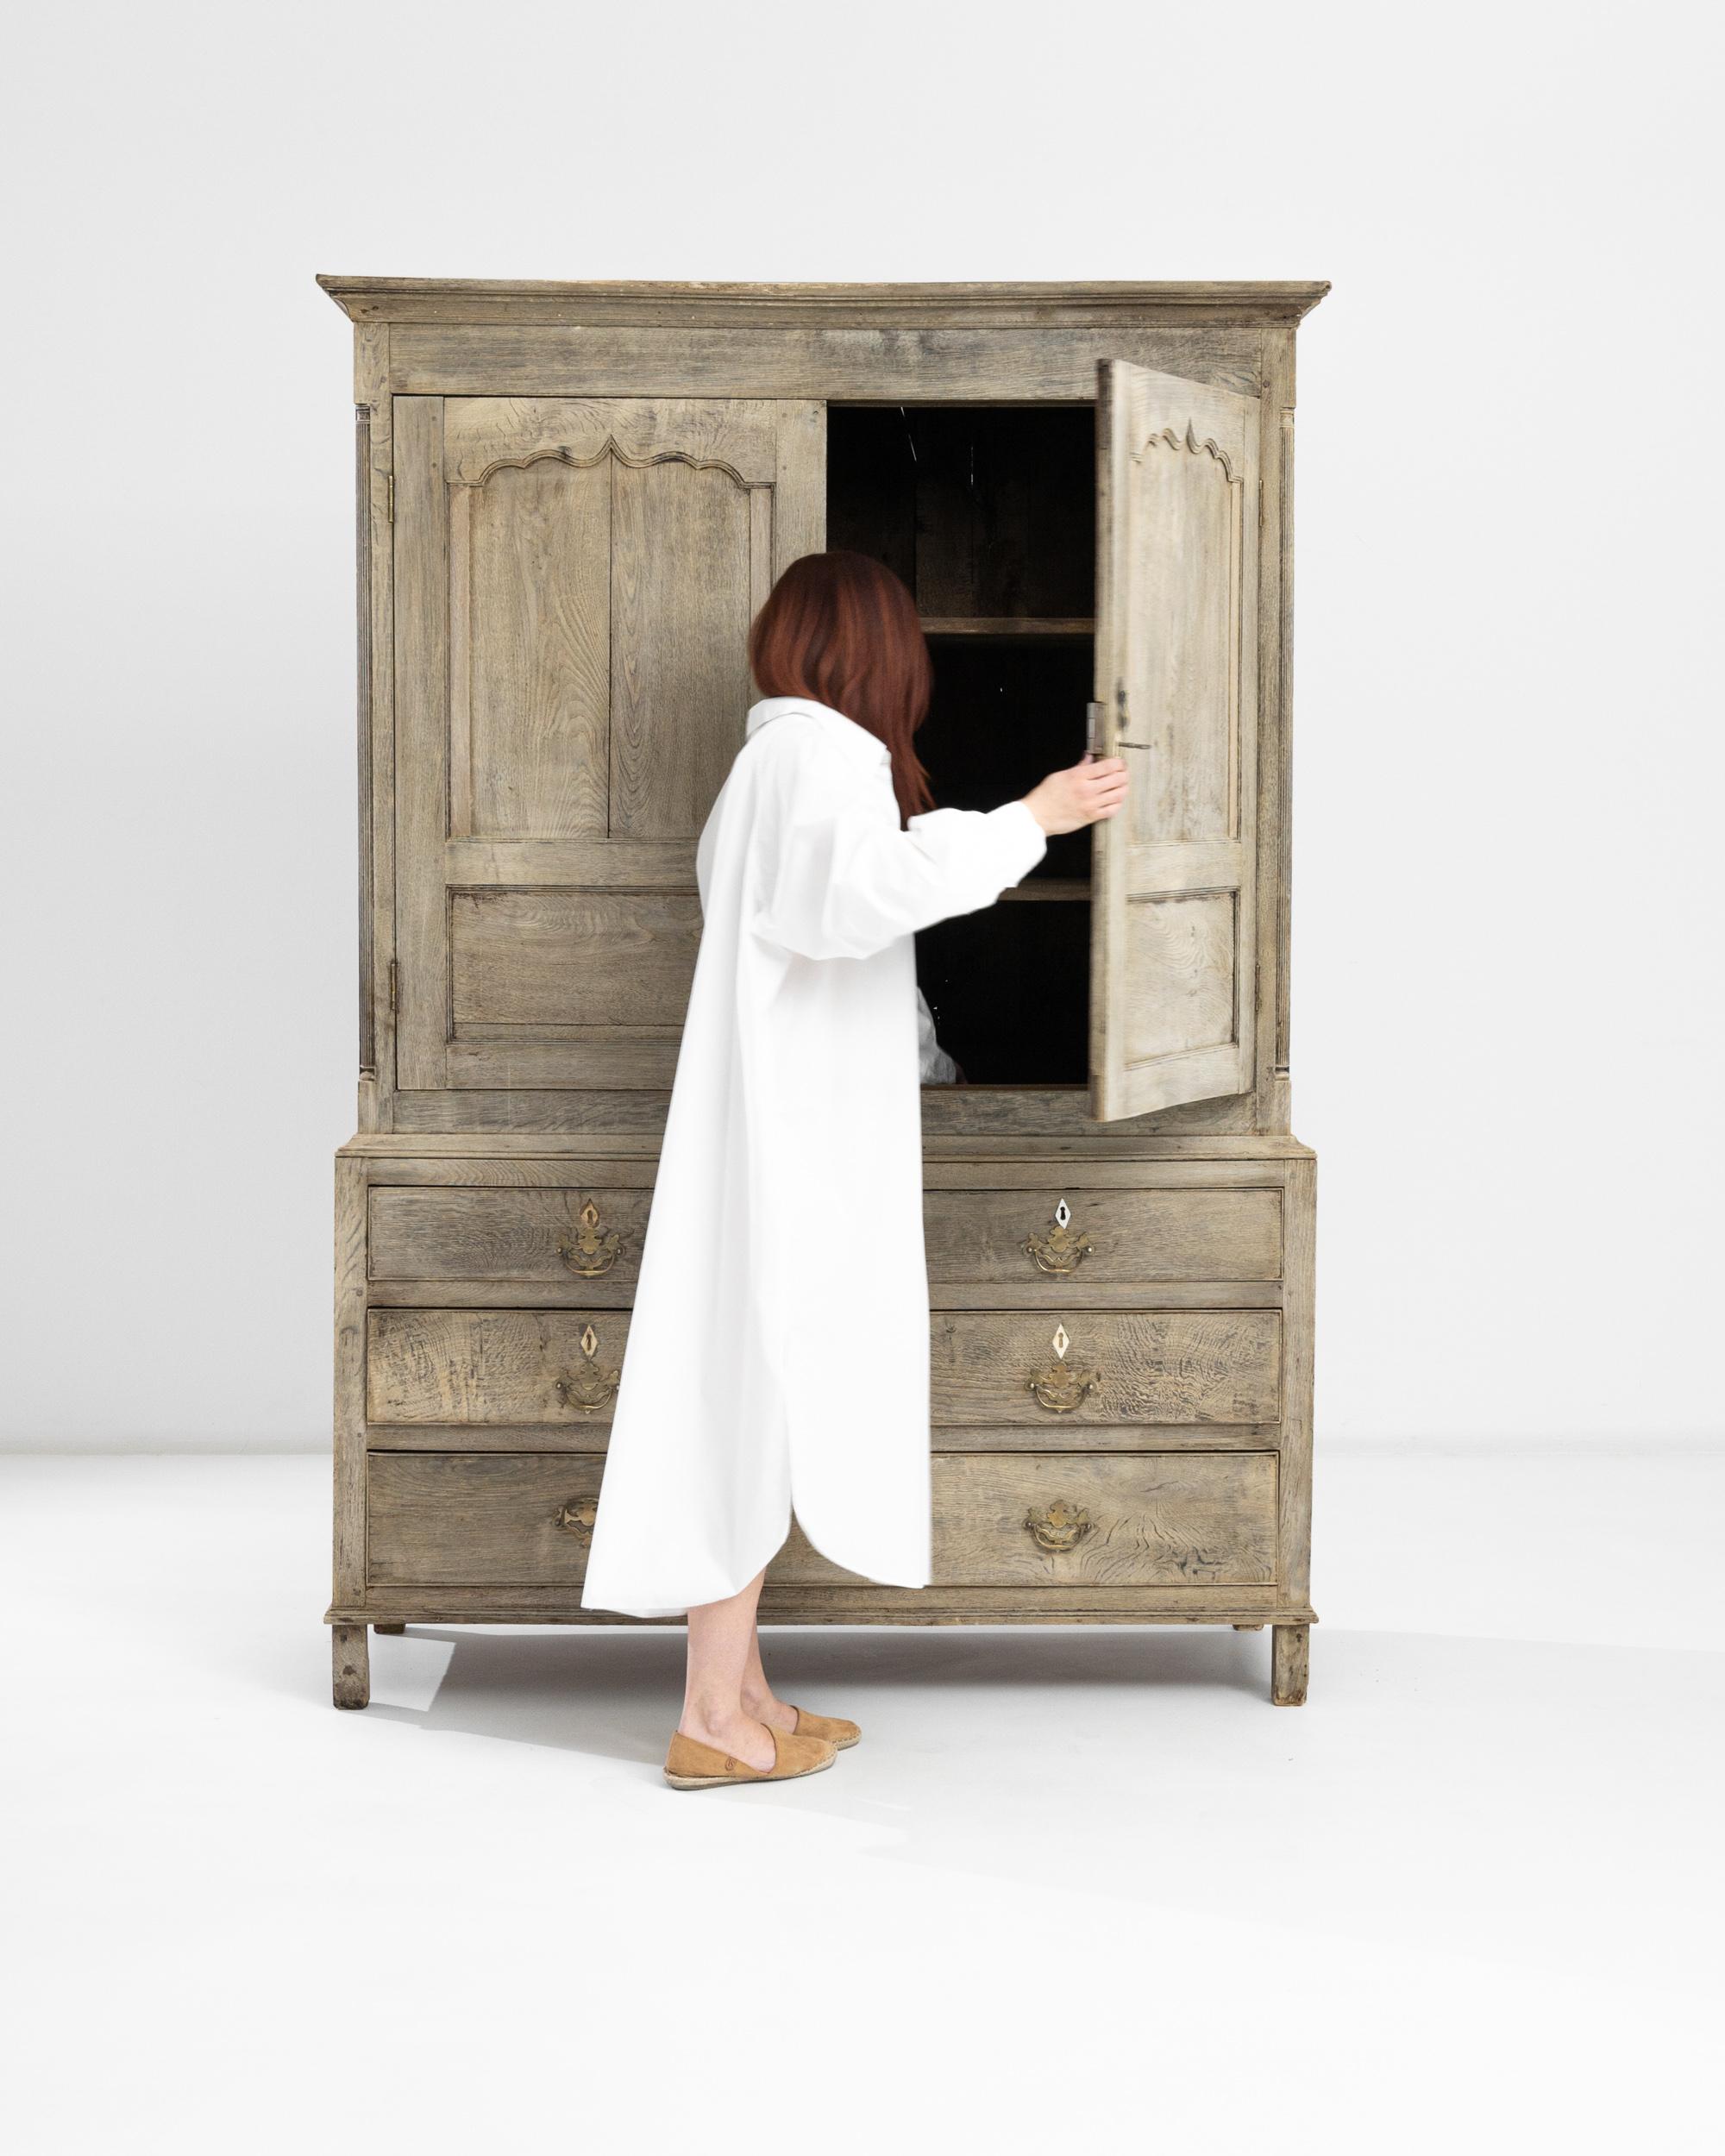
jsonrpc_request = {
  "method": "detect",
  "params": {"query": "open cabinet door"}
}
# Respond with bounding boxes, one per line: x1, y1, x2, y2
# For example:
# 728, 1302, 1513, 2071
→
1090, 360, 1261, 1121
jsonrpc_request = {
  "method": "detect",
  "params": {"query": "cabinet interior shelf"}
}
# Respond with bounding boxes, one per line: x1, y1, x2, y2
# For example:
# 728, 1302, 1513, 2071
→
998, 879, 1090, 902
919, 617, 1095, 638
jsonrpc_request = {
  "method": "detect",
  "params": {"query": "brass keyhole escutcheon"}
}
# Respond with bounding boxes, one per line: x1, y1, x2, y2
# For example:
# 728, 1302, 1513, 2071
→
1024, 1500, 1094, 1555
556, 1199, 624, 1278
1027, 1323, 1100, 1414
1022, 1197, 1093, 1276
555, 1497, 599, 1543
554, 1322, 621, 1415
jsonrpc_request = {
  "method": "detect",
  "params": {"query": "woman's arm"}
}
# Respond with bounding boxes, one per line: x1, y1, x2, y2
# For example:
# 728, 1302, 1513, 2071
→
750, 724, 1048, 962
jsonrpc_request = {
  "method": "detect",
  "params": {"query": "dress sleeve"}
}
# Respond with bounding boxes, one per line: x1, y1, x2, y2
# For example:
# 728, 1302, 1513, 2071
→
750, 727, 1048, 962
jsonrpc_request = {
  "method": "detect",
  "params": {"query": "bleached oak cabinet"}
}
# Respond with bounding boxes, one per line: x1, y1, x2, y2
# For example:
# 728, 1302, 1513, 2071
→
320, 277, 1327, 1711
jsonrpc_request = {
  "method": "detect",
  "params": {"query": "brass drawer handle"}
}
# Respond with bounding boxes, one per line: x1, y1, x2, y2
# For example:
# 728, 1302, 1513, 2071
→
1026, 1323, 1099, 1414
1025, 1500, 1094, 1555
1022, 1197, 1093, 1275
554, 1323, 621, 1414
556, 1200, 625, 1277
555, 1497, 599, 1542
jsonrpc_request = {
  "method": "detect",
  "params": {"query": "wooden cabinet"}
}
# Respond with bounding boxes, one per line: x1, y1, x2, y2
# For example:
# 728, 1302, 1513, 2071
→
392, 394, 822, 1092
323, 277, 1327, 1710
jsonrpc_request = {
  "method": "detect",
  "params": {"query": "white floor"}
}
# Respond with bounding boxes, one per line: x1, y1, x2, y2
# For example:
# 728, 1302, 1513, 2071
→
3, 1442, 1720, 2156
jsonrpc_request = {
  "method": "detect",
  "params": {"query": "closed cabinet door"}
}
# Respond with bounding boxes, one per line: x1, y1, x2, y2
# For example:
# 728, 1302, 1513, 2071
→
1090, 360, 1263, 1120
392, 395, 825, 1091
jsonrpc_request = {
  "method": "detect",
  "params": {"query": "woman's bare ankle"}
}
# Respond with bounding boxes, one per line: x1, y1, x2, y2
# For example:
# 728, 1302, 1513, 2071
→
679, 1702, 775, 1771
740, 1686, 797, 1734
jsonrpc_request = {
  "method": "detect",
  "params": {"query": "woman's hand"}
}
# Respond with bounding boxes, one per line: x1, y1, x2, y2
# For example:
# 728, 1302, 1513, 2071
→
1022, 755, 1129, 837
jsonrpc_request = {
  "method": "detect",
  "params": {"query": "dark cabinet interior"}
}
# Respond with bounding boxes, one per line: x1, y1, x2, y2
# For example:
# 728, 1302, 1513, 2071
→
827, 404, 1095, 1087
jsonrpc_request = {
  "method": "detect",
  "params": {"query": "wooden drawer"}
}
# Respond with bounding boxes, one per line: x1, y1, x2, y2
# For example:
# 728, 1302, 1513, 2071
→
924, 1185, 1283, 1286
786, 1451, 1278, 1588
365, 1179, 1283, 1303
368, 1453, 607, 1586
365, 1450, 1277, 1591
367, 1306, 1280, 1433
932, 1309, 1282, 1427
367, 1185, 648, 1296
367, 1308, 632, 1426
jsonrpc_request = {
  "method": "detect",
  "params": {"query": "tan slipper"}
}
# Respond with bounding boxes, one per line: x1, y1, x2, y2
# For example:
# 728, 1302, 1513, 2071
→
791, 1705, 861, 1751
664, 1725, 837, 1790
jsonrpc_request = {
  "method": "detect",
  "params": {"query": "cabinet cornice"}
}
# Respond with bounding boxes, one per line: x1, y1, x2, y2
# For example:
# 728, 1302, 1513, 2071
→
315, 275, 1332, 329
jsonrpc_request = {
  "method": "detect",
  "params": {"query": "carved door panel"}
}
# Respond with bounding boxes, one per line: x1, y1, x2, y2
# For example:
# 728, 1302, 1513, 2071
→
1089, 360, 1262, 1121
392, 396, 824, 1091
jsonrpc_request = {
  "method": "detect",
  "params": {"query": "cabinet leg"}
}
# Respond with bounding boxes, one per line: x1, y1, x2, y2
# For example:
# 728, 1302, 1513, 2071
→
374, 1622, 405, 1635
1270, 1624, 1309, 1707
332, 1624, 370, 1709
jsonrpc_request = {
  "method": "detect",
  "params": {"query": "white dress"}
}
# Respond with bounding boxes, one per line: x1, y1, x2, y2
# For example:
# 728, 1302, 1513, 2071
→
578, 694, 1047, 1618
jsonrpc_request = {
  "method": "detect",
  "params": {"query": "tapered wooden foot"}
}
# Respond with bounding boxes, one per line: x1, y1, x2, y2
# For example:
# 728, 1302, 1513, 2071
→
374, 1622, 405, 1635
1271, 1623, 1309, 1706
332, 1624, 370, 1708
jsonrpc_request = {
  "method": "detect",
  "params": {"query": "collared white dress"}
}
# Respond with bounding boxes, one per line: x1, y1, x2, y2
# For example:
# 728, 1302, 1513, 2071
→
578, 694, 1046, 1618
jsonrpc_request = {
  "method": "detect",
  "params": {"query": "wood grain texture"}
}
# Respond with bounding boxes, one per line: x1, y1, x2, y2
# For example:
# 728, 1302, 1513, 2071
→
609, 454, 754, 837
1279, 1156, 1317, 1604
367, 1453, 609, 1586
331, 1157, 369, 1605
354, 405, 374, 1078
440, 1037, 682, 1090
1272, 1621, 1309, 1705
331, 1623, 369, 1708
365, 1305, 1280, 1432
456, 455, 611, 839
358, 1420, 1283, 1455
449, 887, 700, 1027
329, 281, 1322, 1695
385, 325, 1273, 403
367, 1184, 652, 1291
364, 1450, 1276, 1592
442, 395, 785, 487
332, 1589, 1317, 1626
367, 1308, 632, 1426
318, 277, 1333, 328
1092, 361, 1260, 1123
391, 392, 822, 1095
931, 1310, 1282, 1426
1125, 893, 1239, 1062
360, 380, 396, 1131
364, 1175, 1282, 1295
388, 1087, 1276, 1138
351, 319, 389, 405
337, 1129, 1314, 1163
925, 1184, 1283, 1284
1261, 335, 1298, 1106
780, 1451, 1277, 1589
391, 397, 450, 1090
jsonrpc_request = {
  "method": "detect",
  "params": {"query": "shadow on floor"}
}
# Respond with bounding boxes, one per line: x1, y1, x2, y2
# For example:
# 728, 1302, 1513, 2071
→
363, 1623, 1274, 1763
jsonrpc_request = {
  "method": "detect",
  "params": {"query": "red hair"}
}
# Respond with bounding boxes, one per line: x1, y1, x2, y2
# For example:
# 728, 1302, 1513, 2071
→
748, 551, 935, 820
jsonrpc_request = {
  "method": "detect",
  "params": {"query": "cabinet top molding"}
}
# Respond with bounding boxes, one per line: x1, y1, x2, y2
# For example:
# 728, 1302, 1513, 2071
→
316, 275, 1331, 329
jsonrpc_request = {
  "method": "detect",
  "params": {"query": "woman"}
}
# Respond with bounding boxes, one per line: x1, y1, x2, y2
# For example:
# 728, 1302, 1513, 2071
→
580, 551, 1127, 1789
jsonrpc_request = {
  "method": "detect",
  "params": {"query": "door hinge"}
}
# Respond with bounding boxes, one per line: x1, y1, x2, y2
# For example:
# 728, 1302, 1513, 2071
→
387, 959, 398, 1014
386, 473, 395, 525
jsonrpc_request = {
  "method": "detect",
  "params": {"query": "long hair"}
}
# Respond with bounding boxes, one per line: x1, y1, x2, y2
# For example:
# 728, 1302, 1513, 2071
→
748, 550, 935, 821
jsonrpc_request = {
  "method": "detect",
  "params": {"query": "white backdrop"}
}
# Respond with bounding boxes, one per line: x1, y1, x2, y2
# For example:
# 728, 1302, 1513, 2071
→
3, 0, 1717, 1446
